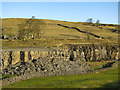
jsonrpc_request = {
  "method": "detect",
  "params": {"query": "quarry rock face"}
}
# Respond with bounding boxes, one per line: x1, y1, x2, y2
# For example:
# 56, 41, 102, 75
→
1, 44, 119, 85
1, 44, 119, 70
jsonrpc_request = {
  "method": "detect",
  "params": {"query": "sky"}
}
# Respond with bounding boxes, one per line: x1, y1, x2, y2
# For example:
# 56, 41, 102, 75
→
2, 2, 118, 24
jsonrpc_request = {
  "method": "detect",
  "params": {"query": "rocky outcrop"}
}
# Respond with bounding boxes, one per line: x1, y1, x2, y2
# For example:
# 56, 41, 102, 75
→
1, 44, 119, 70
1, 44, 119, 85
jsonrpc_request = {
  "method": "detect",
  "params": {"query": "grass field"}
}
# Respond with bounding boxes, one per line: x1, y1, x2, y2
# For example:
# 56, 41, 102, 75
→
2, 18, 118, 40
3, 66, 119, 88
2, 38, 117, 49
2, 61, 119, 88
1, 18, 119, 48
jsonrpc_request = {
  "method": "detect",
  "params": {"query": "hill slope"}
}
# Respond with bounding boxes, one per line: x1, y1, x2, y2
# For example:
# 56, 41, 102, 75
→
1, 18, 119, 48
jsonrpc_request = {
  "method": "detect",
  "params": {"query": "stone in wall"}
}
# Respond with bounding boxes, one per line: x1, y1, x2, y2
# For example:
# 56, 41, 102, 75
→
115, 48, 119, 59
100, 46, 107, 60
42, 51, 48, 58
12, 51, 20, 65
25, 51, 28, 62
2, 51, 10, 69
110, 47, 118, 59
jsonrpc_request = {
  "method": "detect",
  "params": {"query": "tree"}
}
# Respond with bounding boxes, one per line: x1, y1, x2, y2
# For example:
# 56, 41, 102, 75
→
86, 18, 93, 23
32, 16, 35, 19
18, 18, 44, 40
96, 20, 100, 26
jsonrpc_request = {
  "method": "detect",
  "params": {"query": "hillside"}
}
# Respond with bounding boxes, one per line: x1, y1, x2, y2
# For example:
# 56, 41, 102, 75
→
1, 18, 119, 48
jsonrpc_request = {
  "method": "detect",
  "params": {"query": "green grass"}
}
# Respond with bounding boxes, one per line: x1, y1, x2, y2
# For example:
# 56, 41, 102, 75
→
3, 66, 119, 88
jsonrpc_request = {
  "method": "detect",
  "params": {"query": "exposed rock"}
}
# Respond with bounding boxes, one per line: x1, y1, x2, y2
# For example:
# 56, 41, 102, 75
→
1, 44, 119, 86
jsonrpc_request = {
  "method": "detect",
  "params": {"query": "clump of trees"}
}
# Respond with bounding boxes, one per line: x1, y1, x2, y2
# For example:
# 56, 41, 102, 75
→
18, 18, 44, 40
86, 18, 100, 26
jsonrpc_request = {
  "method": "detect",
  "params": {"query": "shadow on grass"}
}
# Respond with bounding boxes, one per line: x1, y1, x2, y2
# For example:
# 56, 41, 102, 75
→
101, 80, 120, 88
2, 81, 120, 90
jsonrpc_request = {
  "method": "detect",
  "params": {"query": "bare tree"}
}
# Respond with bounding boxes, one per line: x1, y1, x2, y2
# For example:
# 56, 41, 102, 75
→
87, 18, 93, 23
